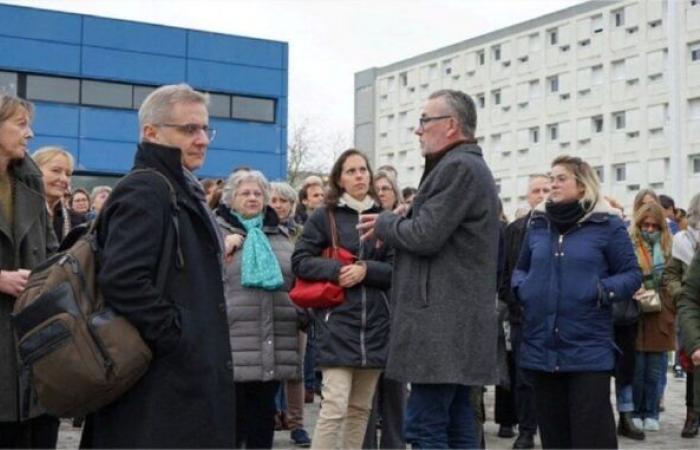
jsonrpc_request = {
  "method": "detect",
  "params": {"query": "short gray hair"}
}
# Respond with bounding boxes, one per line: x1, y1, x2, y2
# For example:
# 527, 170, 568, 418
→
221, 169, 270, 208
91, 185, 112, 198
687, 193, 700, 229
429, 89, 477, 138
138, 84, 208, 138
271, 181, 298, 208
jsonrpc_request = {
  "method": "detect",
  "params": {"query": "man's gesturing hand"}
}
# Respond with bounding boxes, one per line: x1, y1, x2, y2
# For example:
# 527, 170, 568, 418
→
357, 213, 379, 241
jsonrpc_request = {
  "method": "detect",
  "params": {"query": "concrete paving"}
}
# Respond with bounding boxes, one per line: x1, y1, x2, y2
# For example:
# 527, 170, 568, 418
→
58, 369, 697, 449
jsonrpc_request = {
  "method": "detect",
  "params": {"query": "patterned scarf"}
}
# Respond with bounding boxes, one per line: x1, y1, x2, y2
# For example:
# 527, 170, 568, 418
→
635, 232, 666, 290
232, 211, 283, 290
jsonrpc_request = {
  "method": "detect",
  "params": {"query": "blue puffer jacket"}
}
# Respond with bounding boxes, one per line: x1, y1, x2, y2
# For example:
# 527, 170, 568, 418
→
512, 200, 641, 373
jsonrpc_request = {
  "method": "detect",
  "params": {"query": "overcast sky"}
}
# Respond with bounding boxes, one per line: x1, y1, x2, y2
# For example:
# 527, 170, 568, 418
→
2, 0, 583, 156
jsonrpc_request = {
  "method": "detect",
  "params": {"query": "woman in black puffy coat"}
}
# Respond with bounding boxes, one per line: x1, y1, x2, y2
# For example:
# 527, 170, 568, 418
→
292, 149, 392, 450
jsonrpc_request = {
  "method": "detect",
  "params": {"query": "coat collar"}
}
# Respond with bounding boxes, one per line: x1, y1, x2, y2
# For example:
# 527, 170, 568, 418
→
133, 141, 188, 186
0, 156, 45, 244
419, 140, 480, 187
531, 197, 619, 226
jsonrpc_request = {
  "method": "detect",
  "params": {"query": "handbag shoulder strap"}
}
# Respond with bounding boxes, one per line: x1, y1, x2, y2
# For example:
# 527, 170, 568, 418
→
327, 209, 339, 250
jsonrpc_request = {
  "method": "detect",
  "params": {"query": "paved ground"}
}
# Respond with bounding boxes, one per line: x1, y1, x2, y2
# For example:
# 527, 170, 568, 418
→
58, 369, 697, 449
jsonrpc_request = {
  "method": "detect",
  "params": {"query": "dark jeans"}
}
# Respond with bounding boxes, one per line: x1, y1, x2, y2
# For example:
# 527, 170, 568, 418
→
0, 415, 59, 449
404, 383, 478, 449
235, 381, 280, 449
511, 323, 537, 435
304, 324, 318, 391
495, 350, 518, 426
530, 370, 617, 449
688, 368, 695, 407
362, 375, 406, 449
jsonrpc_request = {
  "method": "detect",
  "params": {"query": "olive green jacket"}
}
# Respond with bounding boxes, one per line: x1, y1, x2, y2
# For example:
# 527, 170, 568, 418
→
678, 252, 700, 413
0, 156, 56, 421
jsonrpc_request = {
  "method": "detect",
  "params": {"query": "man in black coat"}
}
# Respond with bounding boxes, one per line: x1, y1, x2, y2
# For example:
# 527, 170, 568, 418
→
498, 174, 550, 449
81, 84, 236, 448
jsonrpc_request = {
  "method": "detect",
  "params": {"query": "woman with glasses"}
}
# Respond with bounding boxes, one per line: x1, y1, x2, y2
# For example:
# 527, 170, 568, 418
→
292, 149, 392, 450
374, 170, 403, 212
629, 202, 675, 432
215, 169, 301, 449
512, 155, 640, 449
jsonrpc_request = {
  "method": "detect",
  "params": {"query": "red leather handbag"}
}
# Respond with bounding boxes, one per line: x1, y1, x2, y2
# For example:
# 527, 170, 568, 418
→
290, 211, 356, 308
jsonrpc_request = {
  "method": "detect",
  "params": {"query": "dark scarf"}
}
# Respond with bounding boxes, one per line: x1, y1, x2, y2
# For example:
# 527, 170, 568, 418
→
419, 138, 475, 186
545, 200, 591, 234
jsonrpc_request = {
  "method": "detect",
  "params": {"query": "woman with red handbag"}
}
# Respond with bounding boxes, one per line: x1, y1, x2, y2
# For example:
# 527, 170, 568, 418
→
292, 149, 393, 450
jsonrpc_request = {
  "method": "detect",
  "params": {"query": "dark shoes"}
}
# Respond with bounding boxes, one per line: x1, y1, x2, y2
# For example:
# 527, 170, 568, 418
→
512, 433, 535, 449
291, 428, 311, 447
617, 412, 645, 441
682, 407, 699, 438
498, 425, 516, 438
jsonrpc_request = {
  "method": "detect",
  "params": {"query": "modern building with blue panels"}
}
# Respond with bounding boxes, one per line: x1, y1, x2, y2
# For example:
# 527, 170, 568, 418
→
0, 3, 288, 184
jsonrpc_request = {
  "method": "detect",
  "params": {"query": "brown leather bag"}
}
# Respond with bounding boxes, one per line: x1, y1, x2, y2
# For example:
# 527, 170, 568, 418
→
11, 169, 180, 418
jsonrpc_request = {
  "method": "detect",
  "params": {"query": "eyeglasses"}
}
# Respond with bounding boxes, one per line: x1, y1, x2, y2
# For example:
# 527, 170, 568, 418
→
418, 115, 452, 128
376, 186, 394, 193
236, 190, 264, 198
156, 123, 216, 142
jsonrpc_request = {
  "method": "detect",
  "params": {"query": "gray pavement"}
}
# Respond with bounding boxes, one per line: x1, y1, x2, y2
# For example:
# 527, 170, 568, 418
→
57, 369, 697, 449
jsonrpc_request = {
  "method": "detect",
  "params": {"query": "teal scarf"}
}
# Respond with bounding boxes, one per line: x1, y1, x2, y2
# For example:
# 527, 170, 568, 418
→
233, 212, 284, 290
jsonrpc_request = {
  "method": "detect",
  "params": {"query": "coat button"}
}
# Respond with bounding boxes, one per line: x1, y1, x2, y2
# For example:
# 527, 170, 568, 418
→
609, 292, 615, 298
267, 339, 273, 345
226, 360, 233, 370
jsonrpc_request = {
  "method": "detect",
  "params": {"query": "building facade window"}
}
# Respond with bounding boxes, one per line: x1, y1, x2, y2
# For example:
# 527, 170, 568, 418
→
26, 75, 80, 104
548, 123, 558, 141
492, 45, 502, 62
595, 166, 604, 182
547, 75, 559, 93
592, 115, 603, 133
690, 42, 700, 62
612, 8, 625, 27
613, 111, 626, 130
81, 80, 132, 109
530, 127, 539, 144
548, 28, 558, 45
0, 71, 18, 95
614, 164, 626, 182
477, 50, 485, 65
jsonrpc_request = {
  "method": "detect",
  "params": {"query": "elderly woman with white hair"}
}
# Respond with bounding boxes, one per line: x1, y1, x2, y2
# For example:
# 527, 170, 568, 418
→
215, 170, 301, 449
663, 192, 700, 438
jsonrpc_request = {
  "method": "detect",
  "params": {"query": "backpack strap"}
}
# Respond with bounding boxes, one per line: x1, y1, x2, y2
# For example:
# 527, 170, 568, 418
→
127, 169, 185, 291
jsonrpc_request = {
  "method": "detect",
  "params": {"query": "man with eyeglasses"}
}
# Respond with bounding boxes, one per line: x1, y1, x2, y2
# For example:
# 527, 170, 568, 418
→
81, 84, 236, 448
358, 89, 499, 449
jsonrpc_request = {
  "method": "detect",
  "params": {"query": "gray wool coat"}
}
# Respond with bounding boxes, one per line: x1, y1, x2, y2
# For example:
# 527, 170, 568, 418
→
374, 142, 499, 386
0, 156, 56, 422
217, 207, 301, 383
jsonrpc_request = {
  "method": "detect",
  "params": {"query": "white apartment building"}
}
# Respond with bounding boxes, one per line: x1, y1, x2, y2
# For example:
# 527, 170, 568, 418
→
354, 0, 700, 215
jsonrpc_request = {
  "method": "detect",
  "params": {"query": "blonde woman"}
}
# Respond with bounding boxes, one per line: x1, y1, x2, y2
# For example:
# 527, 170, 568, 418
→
32, 146, 77, 242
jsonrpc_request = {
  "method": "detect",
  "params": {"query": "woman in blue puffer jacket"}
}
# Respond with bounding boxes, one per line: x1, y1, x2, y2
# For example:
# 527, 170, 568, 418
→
512, 155, 641, 449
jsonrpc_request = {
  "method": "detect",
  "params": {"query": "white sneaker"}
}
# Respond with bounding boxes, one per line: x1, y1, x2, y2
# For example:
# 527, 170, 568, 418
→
643, 418, 660, 431
631, 418, 644, 430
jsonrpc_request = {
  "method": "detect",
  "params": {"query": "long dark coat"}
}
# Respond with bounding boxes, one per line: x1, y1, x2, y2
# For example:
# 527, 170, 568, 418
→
81, 142, 236, 448
292, 203, 393, 368
0, 155, 56, 422
374, 142, 500, 385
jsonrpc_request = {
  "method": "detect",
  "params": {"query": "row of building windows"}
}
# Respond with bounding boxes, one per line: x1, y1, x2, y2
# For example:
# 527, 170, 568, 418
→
380, 40, 699, 102
0, 70, 276, 123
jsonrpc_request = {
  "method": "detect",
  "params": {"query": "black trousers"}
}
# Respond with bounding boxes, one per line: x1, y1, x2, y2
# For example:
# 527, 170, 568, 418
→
362, 375, 407, 449
495, 350, 518, 426
530, 370, 617, 449
0, 415, 59, 449
511, 324, 537, 435
235, 381, 280, 449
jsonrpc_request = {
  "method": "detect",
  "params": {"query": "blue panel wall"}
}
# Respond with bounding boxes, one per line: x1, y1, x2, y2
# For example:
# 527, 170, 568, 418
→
79, 140, 137, 173
0, 4, 81, 43
188, 31, 284, 69
82, 47, 186, 85
0, 5, 288, 179
79, 108, 139, 142
211, 119, 281, 153
0, 36, 80, 75
83, 17, 187, 57
202, 148, 285, 180
32, 103, 80, 137
186, 60, 284, 97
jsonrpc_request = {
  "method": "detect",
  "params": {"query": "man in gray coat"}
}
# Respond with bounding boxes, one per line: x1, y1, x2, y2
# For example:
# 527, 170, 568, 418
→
358, 89, 499, 449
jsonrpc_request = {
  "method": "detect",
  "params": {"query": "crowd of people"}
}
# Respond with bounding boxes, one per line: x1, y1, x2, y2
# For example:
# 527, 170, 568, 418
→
1, 84, 699, 450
